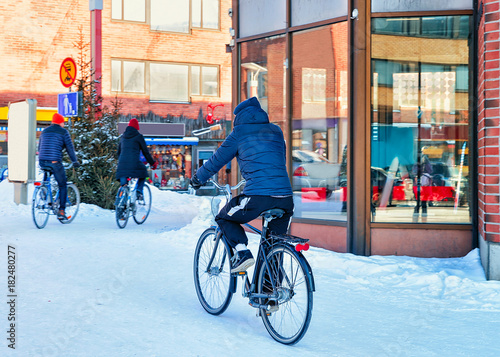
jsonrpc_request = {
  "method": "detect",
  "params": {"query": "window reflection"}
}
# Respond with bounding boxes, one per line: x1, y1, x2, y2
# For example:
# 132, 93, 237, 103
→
371, 16, 471, 223
291, 23, 349, 221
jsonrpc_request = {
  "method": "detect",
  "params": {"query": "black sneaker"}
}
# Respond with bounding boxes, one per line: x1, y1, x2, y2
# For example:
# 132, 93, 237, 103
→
136, 192, 144, 201
231, 249, 255, 273
57, 210, 69, 222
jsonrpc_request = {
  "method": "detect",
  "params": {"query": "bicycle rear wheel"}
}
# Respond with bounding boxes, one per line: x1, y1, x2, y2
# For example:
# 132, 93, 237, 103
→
258, 244, 313, 345
115, 186, 130, 229
133, 184, 151, 224
60, 183, 80, 224
193, 227, 234, 315
32, 186, 50, 229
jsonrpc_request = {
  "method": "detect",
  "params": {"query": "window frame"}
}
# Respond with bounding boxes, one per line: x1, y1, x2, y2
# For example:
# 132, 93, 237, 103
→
111, 0, 147, 24
111, 0, 221, 33
111, 59, 146, 94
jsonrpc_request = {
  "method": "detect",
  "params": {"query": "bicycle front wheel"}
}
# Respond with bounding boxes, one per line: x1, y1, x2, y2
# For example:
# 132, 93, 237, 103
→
133, 184, 151, 224
193, 228, 234, 315
60, 183, 80, 224
32, 186, 50, 229
258, 244, 313, 345
115, 186, 130, 229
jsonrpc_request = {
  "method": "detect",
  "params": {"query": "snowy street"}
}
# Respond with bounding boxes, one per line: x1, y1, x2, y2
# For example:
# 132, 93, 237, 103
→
1, 180, 500, 357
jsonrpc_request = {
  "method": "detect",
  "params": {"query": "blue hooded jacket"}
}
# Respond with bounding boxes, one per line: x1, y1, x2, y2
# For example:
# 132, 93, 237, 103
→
196, 97, 292, 196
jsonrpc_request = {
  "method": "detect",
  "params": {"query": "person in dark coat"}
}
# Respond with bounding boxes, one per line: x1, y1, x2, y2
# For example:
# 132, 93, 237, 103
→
116, 118, 155, 198
38, 113, 80, 221
190, 97, 294, 273
412, 152, 433, 216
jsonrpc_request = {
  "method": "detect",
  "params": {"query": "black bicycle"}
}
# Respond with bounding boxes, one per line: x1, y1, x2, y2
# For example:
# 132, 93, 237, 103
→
193, 179, 315, 345
32, 163, 80, 229
114, 178, 152, 229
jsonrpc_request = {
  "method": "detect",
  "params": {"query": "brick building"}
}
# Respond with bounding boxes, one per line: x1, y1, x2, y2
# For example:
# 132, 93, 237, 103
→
0, 0, 233, 190
231, 0, 500, 279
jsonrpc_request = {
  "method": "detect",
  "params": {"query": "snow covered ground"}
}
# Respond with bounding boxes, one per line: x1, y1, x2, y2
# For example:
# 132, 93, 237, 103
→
1, 179, 500, 357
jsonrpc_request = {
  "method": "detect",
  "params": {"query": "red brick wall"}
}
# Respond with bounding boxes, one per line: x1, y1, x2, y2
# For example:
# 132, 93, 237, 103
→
478, 0, 500, 243
0, 0, 232, 121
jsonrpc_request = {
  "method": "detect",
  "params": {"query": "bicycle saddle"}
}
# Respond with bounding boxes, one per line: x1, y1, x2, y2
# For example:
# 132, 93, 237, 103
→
40, 166, 53, 173
260, 209, 285, 221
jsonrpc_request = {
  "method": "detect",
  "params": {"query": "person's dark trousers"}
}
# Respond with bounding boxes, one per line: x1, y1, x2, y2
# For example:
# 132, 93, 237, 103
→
39, 160, 67, 210
119, 177, 146, 194
215, 195, 294, 249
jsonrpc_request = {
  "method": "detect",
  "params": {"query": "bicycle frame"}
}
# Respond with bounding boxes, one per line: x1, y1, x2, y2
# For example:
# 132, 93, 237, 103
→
34, 176, 61, 213
204, 179, 307, 301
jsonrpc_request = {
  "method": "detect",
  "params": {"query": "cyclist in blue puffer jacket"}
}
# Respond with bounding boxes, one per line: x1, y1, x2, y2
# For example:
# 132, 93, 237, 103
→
191, 97, 293, 273
38, 113, 80, 222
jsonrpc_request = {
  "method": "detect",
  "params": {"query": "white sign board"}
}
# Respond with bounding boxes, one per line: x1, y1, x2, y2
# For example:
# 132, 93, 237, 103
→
8, 99, 37, 183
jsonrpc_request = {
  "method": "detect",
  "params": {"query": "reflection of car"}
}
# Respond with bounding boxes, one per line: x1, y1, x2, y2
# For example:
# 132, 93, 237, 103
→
292, 150, 341, 191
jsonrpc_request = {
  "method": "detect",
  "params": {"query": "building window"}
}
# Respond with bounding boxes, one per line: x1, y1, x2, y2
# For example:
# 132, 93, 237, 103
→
111, 0, 146, 22
192, 0, 220, 29
291, 23, 349, 221
370, 15, 472, 224
111, 60, 145, 93
150, 0, 190, 33
150, 63, 190, 102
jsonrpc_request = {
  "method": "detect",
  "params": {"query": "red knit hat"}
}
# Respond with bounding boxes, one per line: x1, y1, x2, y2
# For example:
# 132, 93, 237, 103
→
52, 113, 65, 124
128, 118, 140, 130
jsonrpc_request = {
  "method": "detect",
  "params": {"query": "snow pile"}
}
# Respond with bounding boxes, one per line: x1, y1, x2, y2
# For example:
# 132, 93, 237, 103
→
1, 179, 500, 356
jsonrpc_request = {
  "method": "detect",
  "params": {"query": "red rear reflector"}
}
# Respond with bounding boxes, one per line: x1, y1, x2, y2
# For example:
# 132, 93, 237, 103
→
295, 243, 310, 252
34, 182, 42, 186
293, 166, 308, 177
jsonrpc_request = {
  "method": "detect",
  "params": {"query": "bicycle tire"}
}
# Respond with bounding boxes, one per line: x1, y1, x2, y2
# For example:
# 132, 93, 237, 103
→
32, 186, 50, 229
193, 227, 234, 315
59, 183, 80, 224
115, 186, 130, 229
133, 184, 151, 225
257, 244, 313, 345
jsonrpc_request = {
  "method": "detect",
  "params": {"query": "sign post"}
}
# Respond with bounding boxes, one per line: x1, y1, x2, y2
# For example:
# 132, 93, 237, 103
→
59, 57, 77, 88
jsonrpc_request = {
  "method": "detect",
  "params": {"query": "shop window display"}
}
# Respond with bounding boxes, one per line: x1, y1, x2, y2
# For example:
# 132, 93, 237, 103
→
148, 145, 192, 190
371, 16, 471, 223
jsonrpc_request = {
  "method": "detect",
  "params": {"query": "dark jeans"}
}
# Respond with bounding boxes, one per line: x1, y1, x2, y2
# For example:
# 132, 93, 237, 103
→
119, 177, 145, 194
215, 195, 294, 248
39, 160, 67, 210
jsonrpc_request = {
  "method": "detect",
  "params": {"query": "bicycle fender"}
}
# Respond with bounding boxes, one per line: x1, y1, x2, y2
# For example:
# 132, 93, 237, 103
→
270, 243, 315, 292
297, 251, 316, 292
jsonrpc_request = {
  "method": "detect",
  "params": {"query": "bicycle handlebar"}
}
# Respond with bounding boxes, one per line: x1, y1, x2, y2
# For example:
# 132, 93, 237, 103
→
208, 178, 245, 193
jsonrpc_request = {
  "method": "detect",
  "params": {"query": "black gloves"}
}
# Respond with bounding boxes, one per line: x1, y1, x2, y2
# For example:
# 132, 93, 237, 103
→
190, 174, 203, 190
73, 161, 81, 168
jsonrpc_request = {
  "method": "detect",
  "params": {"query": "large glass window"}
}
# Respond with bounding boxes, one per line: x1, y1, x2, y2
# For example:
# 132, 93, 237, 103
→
240, 35, 287, 127
150, 63, 189, 102
151, 0, 189, 33
291, 23, 349, 221
371, 16, 471, 224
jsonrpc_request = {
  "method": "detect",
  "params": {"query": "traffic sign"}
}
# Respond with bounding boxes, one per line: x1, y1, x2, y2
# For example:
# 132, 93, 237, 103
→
60, 57, 77, 87
58, 92, 80, 117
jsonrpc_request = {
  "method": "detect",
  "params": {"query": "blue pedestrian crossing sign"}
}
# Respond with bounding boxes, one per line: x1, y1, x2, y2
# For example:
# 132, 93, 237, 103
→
57, 92, 80, 117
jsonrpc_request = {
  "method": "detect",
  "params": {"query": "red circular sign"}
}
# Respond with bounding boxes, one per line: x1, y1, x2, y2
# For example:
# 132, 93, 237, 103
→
60, 57, 77, 88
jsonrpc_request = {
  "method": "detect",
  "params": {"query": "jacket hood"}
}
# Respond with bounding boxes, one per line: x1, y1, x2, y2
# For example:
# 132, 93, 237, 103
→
233, 97, 269, 126
123, 126, 140, 139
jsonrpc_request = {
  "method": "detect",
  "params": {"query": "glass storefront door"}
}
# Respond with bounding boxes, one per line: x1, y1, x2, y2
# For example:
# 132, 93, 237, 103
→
371, 16, 472, 223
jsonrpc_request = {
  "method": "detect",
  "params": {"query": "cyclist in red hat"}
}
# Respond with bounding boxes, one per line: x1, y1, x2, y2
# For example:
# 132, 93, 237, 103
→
38, 113, 80, 221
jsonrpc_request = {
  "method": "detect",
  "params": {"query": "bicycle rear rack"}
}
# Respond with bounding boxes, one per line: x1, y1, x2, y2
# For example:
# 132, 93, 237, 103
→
269, 233, 309, 244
